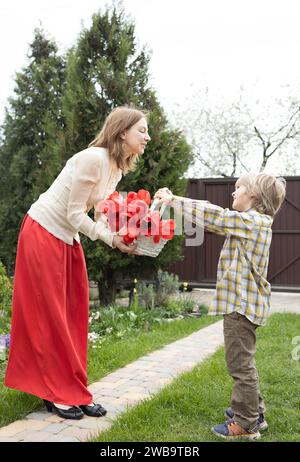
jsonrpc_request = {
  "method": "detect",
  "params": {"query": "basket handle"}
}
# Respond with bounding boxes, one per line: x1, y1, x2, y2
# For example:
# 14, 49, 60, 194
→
150, 198, 167, 217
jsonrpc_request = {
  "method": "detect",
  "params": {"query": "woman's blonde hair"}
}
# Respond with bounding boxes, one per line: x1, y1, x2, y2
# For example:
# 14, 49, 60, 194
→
238, 172, 286, 217
88, 106, 148, 174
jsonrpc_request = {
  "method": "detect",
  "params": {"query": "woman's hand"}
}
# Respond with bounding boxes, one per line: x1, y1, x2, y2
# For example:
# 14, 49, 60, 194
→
113, 235, 137, 254
154, 187, 174, 204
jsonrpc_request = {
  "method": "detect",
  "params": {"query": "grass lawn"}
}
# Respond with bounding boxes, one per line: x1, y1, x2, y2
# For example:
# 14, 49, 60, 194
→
92, 313, 300, 442
0, 315, 217, 428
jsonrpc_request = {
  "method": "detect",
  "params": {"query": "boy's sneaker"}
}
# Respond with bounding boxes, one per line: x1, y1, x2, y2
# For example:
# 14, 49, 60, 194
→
225, 407, 268, 431
212, 418, 261, 440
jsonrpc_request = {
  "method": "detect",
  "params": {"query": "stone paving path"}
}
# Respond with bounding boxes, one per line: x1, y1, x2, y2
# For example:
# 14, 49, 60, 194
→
0, 290, 298, 442
190, 288, 300, 314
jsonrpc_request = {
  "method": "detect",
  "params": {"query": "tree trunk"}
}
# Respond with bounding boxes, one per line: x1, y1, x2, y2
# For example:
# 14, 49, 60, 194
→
97, 270, 117, 305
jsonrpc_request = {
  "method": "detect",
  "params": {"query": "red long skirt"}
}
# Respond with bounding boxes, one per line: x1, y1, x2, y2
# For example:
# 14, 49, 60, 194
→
4, 214, 93, 406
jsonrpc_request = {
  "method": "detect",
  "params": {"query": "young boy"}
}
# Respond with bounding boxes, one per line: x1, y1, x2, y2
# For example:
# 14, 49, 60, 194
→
154, 173, 286, 440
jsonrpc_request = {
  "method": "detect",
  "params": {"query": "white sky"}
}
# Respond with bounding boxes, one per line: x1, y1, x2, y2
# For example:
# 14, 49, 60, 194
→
1, 0, 300, 140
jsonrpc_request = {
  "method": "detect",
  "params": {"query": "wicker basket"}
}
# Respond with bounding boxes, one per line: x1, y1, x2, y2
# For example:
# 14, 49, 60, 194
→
132, 200, 168, 258
132, 234, 168, 257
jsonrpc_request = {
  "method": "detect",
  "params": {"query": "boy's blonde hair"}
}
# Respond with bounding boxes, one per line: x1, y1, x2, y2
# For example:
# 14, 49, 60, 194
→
238, 172, 286, 217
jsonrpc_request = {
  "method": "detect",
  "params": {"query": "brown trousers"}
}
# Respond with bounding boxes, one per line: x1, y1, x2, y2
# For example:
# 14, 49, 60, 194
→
223, 311, 266, 430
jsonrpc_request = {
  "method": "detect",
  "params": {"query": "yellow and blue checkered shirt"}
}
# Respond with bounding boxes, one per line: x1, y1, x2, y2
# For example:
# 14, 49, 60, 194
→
178, 197, 273, 326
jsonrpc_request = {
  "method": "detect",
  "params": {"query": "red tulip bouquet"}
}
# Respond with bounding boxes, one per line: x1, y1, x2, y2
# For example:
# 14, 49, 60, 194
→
98, 189, 176, 257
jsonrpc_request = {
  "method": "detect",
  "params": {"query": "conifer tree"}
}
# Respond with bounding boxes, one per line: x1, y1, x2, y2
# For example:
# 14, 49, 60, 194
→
61, 5, 193, 303
0, 29, 65, 273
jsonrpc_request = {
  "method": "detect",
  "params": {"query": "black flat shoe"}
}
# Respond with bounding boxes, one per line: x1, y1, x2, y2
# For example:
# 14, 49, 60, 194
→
79, 403, 107, 417
43, 399, 84, 420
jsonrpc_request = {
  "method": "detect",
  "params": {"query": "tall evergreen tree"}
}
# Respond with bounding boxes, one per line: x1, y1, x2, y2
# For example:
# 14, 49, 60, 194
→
60, 5, 193, 303
0, 29, 65, 273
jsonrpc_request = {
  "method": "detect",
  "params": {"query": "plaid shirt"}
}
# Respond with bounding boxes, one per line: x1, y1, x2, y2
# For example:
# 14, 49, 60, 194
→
176, 197, 273, 326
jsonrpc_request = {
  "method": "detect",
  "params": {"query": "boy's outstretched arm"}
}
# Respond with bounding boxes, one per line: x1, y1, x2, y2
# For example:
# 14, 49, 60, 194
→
154, 189, 272, 239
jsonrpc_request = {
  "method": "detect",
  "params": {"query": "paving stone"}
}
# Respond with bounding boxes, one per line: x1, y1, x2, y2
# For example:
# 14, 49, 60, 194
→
63, 417, 111, 431
92, 394, 116, 403
46, 434, 79, 442
77, 418, 112, 432
112, 372, 140, 380
139, 371, 161, 378
111, 398, 136, 408
94, 388, 123, 398
152, 378, 174, 388
102, 408, 124, 419
100, 375, 126, 383
120, 392, 149, 402
43, 423, 68, 434
127, 378, 149, 385
0, 419, 50, 437
0, 436, 19, 442
13, 430, 34, 441
122, 362, 141, 369
108, 400, 127, 412
87, 384, 101, 394
124, 385, 150, 394
44, 414, 66, 423
92, 381, 120, 389
60, 426, 95, 441
16, 431, 53, 442
138, 384, 161, 393
25, 411, 48, 421
100, 372, 127, 381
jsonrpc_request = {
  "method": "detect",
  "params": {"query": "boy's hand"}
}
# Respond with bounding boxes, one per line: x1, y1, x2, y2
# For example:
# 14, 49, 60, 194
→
154, 187, 174, 204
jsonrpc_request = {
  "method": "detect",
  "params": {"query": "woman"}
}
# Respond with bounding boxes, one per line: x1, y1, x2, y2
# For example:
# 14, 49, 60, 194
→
5, 106, 151, 420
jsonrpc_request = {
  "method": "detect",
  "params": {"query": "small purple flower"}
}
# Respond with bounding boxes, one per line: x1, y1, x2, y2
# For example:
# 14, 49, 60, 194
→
5, 334, 10, 349
0, 333, 10, 349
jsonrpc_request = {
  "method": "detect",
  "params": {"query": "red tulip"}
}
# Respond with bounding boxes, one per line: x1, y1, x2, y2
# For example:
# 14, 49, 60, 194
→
137, 189, 151, 205
127, 200, 149, 218
159, 219, 175, 240
127, 226, 140, 239
98, 199, 111, 214
161, 232, 174, 240
148, 211, 161, 236
108, 191, 122, 202
123, 234, 135, 244
98, 189, 175, 248
153, 235, 161, 244
125, 192, 138, 203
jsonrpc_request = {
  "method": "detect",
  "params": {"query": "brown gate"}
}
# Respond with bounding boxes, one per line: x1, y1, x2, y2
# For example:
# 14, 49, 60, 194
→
169, 176, 300, 291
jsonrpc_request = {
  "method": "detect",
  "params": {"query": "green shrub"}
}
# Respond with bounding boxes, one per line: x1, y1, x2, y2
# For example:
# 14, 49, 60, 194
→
88, 300, 195, 345
136, 281, 155, 309
88, 305, 162, 343
161, 299, 183, 318
154, 270, 180, 306
177, 293, 209, 316
178, 296, 197, 314
165, 296, 208, 316
198, 304, 209, 315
